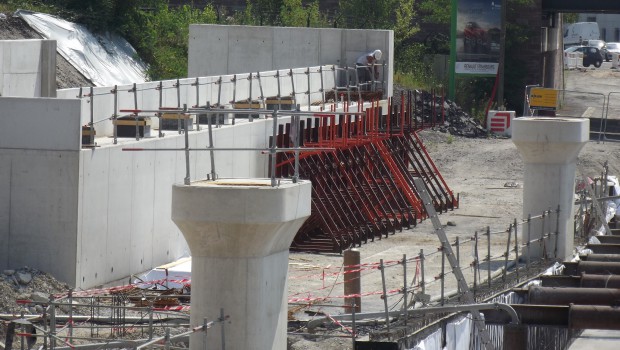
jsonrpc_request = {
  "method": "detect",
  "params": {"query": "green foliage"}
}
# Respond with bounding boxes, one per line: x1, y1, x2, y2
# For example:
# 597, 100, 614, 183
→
394, 0, 418, 49
230, 1, 258, 25
0, 0, 64, 16
338, 0, 396, 29
563, 13, 579, 24
254, 0, 284, 25
304, 1, 328, 28
231, 0, 326, 27
278, 0, 327, 27
455, 76, 494, 124
417, 0, 450, 24
122, 3, 217, 79
280, 0, 306, 27
393, 43, 443, 90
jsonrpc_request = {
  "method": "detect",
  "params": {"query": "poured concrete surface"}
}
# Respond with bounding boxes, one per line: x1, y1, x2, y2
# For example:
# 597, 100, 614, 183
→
0, 39, 56, 97
512, 117, 588, 260
188, 25, 394, 97
568, 329, 620, 349
172, 178, 311, 350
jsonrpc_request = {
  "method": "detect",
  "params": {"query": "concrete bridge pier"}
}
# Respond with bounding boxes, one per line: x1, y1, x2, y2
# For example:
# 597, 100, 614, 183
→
171, 178, 312, 350
512, 117, 588, 260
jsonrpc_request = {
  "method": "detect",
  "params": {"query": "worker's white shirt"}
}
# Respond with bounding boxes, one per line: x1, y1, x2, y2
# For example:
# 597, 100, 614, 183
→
356, 52, 374, 65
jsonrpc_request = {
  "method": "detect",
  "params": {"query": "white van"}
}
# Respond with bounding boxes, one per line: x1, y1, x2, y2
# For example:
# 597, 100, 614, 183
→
564, 22, 600, 49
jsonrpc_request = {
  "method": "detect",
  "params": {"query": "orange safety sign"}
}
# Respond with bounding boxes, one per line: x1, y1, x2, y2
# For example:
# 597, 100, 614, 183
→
529, 88, 558, 110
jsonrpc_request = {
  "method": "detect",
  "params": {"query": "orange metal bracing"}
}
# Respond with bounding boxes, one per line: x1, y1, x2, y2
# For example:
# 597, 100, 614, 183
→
274, 90, 457, 253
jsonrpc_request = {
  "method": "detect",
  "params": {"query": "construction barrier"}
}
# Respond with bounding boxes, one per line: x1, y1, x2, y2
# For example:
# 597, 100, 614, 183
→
612, 53, 620, 69
565, 52, 583, 70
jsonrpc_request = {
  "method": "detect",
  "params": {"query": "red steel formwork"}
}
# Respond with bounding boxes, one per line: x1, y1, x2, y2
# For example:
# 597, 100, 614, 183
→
274, 91, 457, 253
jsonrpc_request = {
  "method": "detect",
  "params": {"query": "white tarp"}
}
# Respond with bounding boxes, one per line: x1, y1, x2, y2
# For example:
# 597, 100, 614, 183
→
409, 328, 442, 350
444, 315, 472, 350
16, 10, 147, 86
136, 256, 191, 289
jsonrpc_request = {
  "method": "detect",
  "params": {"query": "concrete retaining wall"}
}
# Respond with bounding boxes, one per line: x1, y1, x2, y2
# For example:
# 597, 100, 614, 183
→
0, 100, 275, 287
0, 97, 80, 284
75, 120, 272, 287
0, 40, 56, 98
57, 65, 337, 138
188, 25, 393, 98
1, 26, 394, 288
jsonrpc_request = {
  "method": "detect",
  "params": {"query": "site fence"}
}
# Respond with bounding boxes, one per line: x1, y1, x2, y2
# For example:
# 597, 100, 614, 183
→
2, 207, 562, 350
525, 86, 620, 142
400, 279, 576, 350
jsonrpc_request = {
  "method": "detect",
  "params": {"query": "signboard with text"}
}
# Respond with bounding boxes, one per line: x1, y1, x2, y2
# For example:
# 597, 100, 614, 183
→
529, 88, 558, 111
453, 0, 502, 75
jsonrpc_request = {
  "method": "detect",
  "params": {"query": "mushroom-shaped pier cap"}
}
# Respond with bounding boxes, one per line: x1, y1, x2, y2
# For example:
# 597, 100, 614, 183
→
512, 117, 589, 260
172, 178, 311, 350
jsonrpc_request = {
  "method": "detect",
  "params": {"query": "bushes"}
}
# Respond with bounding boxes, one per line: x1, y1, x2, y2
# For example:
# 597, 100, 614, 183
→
120, 3, 217, 79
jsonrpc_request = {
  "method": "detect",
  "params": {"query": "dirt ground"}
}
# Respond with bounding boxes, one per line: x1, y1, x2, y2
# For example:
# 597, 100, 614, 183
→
287, 64, 620, 349
287, 133, 620, 350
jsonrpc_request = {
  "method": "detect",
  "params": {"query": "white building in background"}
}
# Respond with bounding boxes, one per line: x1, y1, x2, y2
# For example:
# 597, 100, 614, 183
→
579, 13, 620, 42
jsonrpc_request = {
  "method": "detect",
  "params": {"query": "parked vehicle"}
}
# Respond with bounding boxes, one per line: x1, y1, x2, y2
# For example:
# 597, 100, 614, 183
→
564, 46, 603, 68
607, 42, 620, 55
582, 39, 610, 61
564, 22, 600, 49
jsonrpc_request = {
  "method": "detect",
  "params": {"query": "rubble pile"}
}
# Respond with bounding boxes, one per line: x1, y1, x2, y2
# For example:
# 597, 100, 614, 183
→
408, 89, 488, 138
0, 267, 68, 314
0, 267, 68, 341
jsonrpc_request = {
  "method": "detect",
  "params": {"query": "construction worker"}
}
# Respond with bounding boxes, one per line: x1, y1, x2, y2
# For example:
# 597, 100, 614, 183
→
355, 49, 382, 90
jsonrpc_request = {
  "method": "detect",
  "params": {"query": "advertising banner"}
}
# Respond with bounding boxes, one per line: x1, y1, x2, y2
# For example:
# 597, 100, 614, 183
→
454, 0, 502, 75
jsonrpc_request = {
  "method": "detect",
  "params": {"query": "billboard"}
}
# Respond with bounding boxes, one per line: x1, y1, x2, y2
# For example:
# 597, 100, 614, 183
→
453, 0, 502, 75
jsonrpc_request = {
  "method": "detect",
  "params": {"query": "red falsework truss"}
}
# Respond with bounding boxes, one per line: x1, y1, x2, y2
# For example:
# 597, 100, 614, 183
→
274, 91, 458, 253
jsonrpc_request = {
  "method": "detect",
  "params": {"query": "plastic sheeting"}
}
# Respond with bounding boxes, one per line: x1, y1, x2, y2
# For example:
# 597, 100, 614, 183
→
16, 10, 147, 86
444, 316, 472, 350
408, 328, 442, 350
136, 256, 191, 289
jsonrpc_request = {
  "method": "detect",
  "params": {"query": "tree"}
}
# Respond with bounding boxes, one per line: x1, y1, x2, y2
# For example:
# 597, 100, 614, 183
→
254, 0, 284, 25
563, 13, 579, 24
338, 0, 395, 29
417, 0, 450, 24
119, 1, 217, 79
49, 0, 142, 32
232, 0, 259, 25
280, 0, 306, 27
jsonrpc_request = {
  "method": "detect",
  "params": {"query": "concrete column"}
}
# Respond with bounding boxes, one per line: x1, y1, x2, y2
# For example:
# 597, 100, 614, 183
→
171, 178, 312, 350
512, 117, 588, 260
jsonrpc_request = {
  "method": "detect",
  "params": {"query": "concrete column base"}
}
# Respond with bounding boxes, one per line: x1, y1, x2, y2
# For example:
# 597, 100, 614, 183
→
171, 178, 311, 350
512, 117, 588, 261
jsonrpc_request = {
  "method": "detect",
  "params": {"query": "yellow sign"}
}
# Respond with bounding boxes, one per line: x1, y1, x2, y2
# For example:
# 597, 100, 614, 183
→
529, 88, 558, 110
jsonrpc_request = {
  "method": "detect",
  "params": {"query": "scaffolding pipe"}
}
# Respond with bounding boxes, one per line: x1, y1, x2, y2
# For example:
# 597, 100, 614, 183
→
541, 273, 620, 288
306, 303, 519, 330
580, 253, 620, 262
563, 260, 620, 275
0, 314, 187, 324
528, 286, 620, 305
